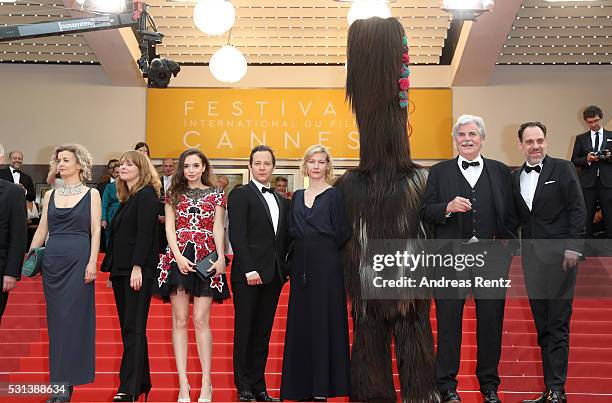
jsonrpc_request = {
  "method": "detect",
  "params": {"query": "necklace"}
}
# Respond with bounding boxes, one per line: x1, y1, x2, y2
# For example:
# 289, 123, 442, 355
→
58, 182, 85, 196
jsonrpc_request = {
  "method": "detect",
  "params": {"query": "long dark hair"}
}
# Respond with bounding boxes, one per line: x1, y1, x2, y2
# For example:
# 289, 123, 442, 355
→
346, 17, 416, 174
168, 148, 214, 208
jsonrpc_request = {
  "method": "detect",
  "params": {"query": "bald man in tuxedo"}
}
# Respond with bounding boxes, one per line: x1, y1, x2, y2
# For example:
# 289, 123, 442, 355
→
0, 144, 28, 324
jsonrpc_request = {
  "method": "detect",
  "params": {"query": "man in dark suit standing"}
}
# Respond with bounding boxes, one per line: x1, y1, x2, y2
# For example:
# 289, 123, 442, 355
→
0, 144, 28, 324
0, 150, 36, 202
228, 145, 289, 402
571, 105, 612, 239
512, 122, 586, 403
421, 115, 515, 403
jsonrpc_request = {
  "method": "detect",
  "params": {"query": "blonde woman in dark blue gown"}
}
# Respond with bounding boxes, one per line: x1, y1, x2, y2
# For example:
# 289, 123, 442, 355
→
281, 145, 351, 402
30, 144, 101, 402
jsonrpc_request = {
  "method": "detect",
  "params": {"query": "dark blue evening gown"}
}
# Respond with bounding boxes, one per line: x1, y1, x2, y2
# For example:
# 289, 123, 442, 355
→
42, 189, 95, 386
280, 187, 351, 400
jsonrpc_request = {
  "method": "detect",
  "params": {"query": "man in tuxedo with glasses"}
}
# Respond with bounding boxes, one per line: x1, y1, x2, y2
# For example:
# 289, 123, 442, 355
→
571, 105, 612, 240
0, 144, 28, 324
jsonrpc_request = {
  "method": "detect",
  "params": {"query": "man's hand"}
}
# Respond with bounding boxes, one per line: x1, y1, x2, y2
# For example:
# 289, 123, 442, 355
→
446, 197, 472, 214
562, 250, 580, 271
246, 271, 262, 286
587, 152, 599, 163
2, 275, 16, 293
101, 220, 108, 229
16, 183, 26, 194
158, 215, 166, 224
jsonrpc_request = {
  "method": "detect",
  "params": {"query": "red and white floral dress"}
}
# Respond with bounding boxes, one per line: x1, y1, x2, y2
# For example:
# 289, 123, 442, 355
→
156, 187, 230, 301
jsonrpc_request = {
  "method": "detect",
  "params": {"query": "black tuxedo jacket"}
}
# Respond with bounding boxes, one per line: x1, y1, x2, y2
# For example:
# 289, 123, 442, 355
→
510, 155, 586, 256
0, 179, 28, 280
109, 185, 159, 277
228, 181, 289, 284
571, 129, 612, 188
0, 167, 35, 202
421, 157, 517, 240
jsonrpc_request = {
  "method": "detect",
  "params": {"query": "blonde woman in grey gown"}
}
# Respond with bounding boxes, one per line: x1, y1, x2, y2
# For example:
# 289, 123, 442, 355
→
30, 144, 101, 402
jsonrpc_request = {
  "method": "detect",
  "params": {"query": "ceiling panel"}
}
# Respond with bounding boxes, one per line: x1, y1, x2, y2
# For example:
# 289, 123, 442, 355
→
0, 0, 98, 64
142, 0, 452, 65
498, 0, 612, 65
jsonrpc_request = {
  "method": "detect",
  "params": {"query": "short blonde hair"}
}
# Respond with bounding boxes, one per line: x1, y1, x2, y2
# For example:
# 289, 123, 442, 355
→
0, 144, 4, 158
50, 144, 94, 183
116, 150, 161, 202
301, 144, 334, 184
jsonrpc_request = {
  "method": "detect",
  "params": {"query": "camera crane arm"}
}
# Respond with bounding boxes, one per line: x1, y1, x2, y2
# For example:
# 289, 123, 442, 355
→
0, 1, 170, 85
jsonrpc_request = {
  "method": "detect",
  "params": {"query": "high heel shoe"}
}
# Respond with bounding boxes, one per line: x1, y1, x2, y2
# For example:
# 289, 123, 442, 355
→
178, 384, 191, 402
198, 385, 213, 402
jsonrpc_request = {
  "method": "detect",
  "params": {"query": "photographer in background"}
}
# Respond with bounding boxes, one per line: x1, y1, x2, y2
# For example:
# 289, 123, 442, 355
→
571, 105, 612, 240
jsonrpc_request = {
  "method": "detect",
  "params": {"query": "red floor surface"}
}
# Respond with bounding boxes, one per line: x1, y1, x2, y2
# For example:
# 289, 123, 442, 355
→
1, 257, 612, 402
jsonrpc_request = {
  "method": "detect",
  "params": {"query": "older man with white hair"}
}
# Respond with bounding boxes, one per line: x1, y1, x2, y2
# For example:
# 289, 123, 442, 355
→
0, 143, 28, 324
421, 115, 517, 403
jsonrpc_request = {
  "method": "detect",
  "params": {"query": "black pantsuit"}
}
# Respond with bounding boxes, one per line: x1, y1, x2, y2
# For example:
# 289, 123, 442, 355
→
108, 185, 159, 398
112, 276, 153, 396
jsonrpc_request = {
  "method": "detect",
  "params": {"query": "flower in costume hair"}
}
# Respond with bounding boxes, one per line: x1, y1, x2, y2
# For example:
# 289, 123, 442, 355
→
399, 35, 410, 109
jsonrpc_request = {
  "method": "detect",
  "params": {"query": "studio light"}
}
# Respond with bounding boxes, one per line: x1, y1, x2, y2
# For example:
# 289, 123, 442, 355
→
345, 0, 392, 26
442, 0, 494, 20
193, 0, 236, 36
209, 44, 247, 83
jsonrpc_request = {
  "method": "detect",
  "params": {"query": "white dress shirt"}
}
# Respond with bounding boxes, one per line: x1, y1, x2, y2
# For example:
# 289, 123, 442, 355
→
163, 175, 172, 192
457, 154, 484, 188
245, 179, 279, 279
9, 166, 20, 184
251, 179, 279, 234
519, 162, 543, 211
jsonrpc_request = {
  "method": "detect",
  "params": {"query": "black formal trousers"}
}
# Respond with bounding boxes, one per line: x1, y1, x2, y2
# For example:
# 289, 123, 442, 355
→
232, 272, 283, 394
582, 177, 612, 239
112, 276, 153, 397
435, 246, 509, 394
522, 243, 576, 391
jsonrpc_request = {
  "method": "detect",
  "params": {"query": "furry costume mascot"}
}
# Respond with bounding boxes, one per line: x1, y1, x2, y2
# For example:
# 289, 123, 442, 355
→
334, 17, 438, 403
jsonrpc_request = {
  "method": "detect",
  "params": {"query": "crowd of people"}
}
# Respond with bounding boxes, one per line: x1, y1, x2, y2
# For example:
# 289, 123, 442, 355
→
0, 16, 609, 403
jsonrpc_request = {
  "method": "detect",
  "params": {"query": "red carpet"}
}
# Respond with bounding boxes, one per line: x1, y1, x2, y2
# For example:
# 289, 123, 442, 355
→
2, 257, 612, 402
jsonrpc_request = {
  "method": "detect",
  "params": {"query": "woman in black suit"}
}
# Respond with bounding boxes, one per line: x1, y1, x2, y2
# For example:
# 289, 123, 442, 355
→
109, 150, 161, 402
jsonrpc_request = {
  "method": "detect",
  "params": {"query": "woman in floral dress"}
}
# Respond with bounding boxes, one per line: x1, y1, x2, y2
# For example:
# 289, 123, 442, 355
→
157, 148, 229, 403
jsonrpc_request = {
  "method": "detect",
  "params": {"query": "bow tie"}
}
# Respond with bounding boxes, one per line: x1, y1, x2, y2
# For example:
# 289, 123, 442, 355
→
461, 160, 480, 170
12, 169, 21, 174
524, 165, 541, 174
262, 186, 274, 194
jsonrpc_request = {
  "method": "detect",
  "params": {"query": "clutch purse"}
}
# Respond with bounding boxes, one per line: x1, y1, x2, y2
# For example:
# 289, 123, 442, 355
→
22, 247, 45, 277
195, 251, 230, 280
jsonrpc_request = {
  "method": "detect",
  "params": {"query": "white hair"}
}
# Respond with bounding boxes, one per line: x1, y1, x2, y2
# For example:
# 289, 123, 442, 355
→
452, 114, 486, 140
0, 144, 4, 158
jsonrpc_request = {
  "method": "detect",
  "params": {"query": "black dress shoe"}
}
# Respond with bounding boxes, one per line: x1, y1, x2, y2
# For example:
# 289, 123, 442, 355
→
441, 389, 461, 403
239, 391, 256, 402
522, 390, 548, 403
546, 391, 566, 403
256, 391, 281, 402
483, 390, 501, 403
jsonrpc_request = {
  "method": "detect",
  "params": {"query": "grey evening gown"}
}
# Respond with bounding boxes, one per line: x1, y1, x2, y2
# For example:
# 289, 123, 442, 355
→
42, 189, 95, 386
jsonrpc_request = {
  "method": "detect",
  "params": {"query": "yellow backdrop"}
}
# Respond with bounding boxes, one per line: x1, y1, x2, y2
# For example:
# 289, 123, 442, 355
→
146, 88, 452, 160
